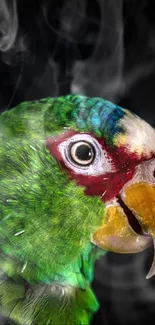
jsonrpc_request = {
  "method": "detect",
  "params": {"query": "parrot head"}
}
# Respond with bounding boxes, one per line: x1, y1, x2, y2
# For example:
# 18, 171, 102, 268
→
46, 96, 155, 279
1, 95, 155, 283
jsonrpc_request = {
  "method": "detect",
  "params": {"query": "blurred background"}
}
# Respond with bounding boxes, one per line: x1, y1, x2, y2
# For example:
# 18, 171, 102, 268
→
1, 0, 155, 324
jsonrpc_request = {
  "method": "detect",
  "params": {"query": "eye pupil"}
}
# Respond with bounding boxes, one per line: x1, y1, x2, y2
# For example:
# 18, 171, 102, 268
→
70, 141, 95, 166
76, 144, 92, 161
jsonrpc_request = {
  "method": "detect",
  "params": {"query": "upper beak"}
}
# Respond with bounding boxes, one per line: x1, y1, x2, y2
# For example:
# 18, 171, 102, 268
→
92, 182, 155, 254
123, 182, 155, 237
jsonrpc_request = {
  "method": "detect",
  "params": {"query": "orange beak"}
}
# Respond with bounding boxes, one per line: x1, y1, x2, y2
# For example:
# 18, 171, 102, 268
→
92, 181, 155, 277
92, 201, 152, 254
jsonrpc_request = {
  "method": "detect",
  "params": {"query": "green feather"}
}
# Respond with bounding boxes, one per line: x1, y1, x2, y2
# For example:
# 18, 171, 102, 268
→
0, 96, 106, 325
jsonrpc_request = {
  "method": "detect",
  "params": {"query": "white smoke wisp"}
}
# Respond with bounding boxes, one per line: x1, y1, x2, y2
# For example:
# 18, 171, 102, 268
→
0, 0, 18, 52
59, 0, 87, 41
95, 247, 155, 306
71, 0, 124, 103
93, 248, 155, 324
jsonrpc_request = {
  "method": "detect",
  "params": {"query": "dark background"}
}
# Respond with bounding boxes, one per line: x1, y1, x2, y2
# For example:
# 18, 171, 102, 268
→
1, 0, 155, 324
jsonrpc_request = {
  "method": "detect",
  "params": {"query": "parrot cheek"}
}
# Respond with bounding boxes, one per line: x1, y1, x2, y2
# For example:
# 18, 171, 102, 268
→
91, 205, 152, 253
122, 182, 155, 237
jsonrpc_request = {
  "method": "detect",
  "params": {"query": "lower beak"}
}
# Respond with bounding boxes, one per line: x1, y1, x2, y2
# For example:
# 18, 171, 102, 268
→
92, 182, 155, 254
92, 204, 152, 253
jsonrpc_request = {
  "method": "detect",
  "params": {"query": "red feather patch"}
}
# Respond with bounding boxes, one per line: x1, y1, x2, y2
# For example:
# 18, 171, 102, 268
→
46, 130, 150, 202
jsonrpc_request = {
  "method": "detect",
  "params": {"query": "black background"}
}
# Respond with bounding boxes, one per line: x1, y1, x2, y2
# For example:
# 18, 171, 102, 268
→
1, 1, 155, 324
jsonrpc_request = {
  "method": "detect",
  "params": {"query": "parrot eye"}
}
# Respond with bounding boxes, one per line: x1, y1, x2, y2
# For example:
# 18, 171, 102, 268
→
58, 133, 115, 176
69, 141, 95, 166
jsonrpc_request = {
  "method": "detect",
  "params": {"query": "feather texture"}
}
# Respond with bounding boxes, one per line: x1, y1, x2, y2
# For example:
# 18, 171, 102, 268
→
0, 96, 106, 324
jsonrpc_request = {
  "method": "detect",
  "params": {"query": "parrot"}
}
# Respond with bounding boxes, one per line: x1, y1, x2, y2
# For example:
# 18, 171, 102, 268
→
0, 94, 155, 325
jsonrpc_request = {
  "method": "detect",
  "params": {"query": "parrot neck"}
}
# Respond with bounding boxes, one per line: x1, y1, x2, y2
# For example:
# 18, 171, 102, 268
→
0, 245, 104, 325
0, 244, 103, 286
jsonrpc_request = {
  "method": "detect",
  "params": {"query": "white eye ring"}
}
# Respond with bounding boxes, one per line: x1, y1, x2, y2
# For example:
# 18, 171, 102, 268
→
58, 133, 115, 176
69, 141, 95, 166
